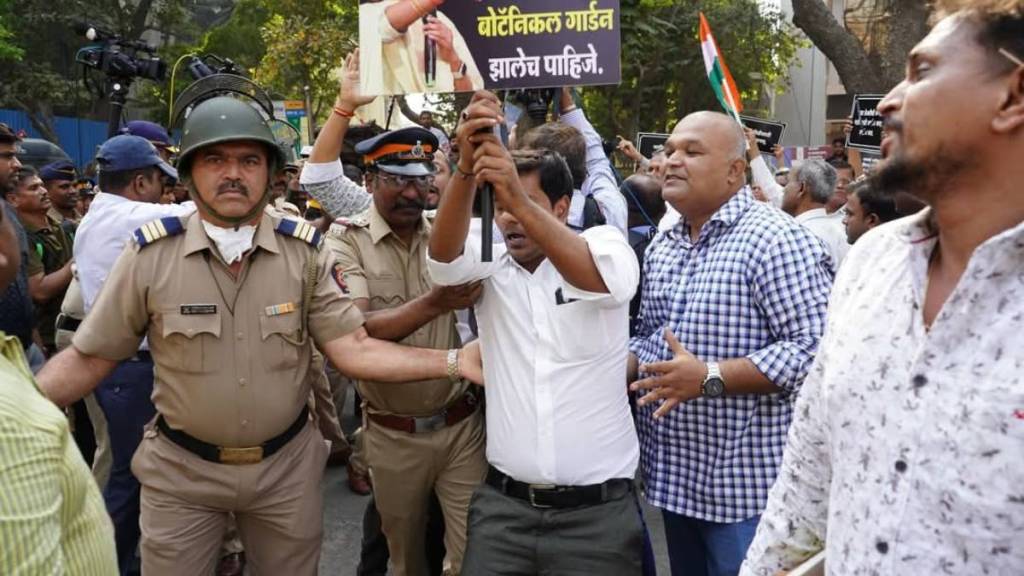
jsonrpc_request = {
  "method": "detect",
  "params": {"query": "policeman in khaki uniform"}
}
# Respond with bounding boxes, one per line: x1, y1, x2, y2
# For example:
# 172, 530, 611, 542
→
336, 127, 486, 576
36, 96, 479, 576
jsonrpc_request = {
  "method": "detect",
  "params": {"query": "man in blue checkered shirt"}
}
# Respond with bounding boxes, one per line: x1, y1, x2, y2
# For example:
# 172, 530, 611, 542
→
628, 112, 833, 576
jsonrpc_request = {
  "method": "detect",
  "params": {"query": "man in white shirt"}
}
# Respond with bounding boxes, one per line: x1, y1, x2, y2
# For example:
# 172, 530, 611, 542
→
74, 134, 191, 575
428, 91, 642, 575
742, 2, 1024, 574
780, 159, 849, 269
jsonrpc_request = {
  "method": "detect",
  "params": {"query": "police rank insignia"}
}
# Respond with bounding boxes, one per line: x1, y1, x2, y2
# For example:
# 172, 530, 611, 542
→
332, 263, 350, 294
134, 217, 185, 247
274, 218, 322, 247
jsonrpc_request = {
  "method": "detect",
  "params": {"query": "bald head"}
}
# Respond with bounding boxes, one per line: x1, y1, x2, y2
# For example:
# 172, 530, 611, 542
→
677, 111, 747, 161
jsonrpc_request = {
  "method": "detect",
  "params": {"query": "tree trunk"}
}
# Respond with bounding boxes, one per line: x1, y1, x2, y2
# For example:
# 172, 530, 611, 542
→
129, 0, 156, 39
786, 0, 925, 93
13, 98, 59, 144
396, 95, 420, 125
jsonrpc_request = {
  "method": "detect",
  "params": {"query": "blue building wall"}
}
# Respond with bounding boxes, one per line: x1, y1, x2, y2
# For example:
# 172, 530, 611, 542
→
0, 109, 109, 169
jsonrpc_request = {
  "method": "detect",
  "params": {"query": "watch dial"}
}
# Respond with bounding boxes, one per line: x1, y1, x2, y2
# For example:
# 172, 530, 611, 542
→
705, 378, 725, 398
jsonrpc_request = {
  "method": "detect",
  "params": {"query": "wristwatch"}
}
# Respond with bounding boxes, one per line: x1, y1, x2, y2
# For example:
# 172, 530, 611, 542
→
701, 362, 726, 398
452, 61, 467, 80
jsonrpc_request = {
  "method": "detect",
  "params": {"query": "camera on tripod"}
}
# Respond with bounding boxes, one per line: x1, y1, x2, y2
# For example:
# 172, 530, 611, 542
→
74, 23, 166, 82
74, 23, 168, 137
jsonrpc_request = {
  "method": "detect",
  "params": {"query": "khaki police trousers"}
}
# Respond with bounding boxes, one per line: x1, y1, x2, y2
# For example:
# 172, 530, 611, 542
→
131, 418, 329, 575
365, 409, 487, 576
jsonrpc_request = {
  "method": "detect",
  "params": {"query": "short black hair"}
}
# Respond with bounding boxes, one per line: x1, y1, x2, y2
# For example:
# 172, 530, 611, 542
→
850, 179, 898, 223
9, 166, 38, 188
98, 166, 160, 194
511, 149, 574, 206
829, 159, 854, 173
518, 123, 587, 190
937, 1, 1024, 74
0, 123, 18, 146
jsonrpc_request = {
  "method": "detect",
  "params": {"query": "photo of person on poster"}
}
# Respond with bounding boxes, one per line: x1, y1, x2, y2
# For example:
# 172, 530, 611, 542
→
359, 0, 485, 95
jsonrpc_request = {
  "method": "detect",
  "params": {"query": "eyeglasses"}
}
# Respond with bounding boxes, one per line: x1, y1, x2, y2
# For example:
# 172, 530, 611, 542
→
376, 172, 434, 191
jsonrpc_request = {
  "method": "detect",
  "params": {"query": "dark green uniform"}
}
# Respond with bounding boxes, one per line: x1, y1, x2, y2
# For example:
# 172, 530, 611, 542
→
24, 215, 73, 351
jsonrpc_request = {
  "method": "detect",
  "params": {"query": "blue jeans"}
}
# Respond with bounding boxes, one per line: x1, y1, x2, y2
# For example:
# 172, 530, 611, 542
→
661, 510, 760, 576
94, 356, 155, 576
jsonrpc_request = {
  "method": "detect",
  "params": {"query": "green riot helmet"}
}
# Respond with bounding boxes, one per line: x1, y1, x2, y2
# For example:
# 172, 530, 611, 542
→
176, 96, 287, 225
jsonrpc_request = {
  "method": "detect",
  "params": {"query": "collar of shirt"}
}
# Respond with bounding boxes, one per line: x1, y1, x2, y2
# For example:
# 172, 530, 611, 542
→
795, 207, 829, 223
669, 187, 753, 243
21, 214, 59, 234
47, 206, 77, 224
183, 212, 280, 258
368, 203, 430, 247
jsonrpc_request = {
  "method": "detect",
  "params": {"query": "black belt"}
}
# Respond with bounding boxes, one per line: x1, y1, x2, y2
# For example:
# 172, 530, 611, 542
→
486, 466, 633, 509
156, 406, 309, 465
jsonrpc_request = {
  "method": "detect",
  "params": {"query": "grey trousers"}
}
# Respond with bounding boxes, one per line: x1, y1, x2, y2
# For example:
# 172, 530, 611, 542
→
461, 481, 644, 576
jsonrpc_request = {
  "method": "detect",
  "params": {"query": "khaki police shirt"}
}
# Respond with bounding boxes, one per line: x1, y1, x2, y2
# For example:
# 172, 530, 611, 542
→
334, 205, 464, 417
72, 211, 365, 447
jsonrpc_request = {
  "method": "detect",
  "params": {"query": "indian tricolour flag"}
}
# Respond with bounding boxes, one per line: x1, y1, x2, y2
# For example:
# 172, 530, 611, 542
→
699, 13, 743, 120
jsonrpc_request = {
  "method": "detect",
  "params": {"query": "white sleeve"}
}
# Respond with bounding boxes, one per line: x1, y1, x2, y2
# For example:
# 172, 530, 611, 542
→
377, 7, 403, 43
740, 326, 834, 575
560, 226, 638, 306
299, 161, 373, 218
426, 239, 502, 286
561, 109, 628, 235
750, 154, 784, 208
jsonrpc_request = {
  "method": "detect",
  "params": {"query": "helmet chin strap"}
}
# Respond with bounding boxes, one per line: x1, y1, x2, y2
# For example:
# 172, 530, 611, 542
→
186, 181, 271, 230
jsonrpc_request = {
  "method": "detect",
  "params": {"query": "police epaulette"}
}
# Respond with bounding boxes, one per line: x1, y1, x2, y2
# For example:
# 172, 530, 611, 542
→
275, 218, 323, 247
133, 217, 185, 248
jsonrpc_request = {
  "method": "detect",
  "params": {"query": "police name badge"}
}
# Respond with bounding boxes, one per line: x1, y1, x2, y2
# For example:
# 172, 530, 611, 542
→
180, 304, 218, 315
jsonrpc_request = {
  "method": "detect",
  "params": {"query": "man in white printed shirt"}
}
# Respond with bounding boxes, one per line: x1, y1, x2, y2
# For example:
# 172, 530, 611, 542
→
741, 2, 1024, 574
428, 91, 642, 575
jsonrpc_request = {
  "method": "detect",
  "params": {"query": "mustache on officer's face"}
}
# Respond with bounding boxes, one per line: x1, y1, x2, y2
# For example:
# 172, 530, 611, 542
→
218, 180, 250, 197
395, 198, 426, 210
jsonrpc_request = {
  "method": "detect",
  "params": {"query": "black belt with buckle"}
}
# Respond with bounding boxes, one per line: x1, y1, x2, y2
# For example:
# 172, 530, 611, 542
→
485, 466, 633, 509
156, 406, 309, 465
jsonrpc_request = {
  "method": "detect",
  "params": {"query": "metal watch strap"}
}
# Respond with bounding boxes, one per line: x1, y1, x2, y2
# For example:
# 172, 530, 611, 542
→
446, 348, 460, 382
702, 362, 724, 397
706, 362, 722, 381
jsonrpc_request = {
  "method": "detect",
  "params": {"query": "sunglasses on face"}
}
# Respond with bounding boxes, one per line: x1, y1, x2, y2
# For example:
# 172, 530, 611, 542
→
376, 172, 435, 191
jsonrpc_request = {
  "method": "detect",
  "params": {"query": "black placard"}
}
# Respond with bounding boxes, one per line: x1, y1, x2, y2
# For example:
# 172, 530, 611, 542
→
635, 132, 669, 159
846, 94, 885, 152
740, 115, 787, 154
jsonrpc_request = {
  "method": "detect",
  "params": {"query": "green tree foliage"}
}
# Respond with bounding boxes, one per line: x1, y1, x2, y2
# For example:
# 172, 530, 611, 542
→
579, 0, 801, 141
253, 0, 357, 121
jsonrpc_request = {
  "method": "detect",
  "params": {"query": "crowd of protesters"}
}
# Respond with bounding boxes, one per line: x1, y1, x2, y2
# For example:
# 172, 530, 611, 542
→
0, 1, 1021, 576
